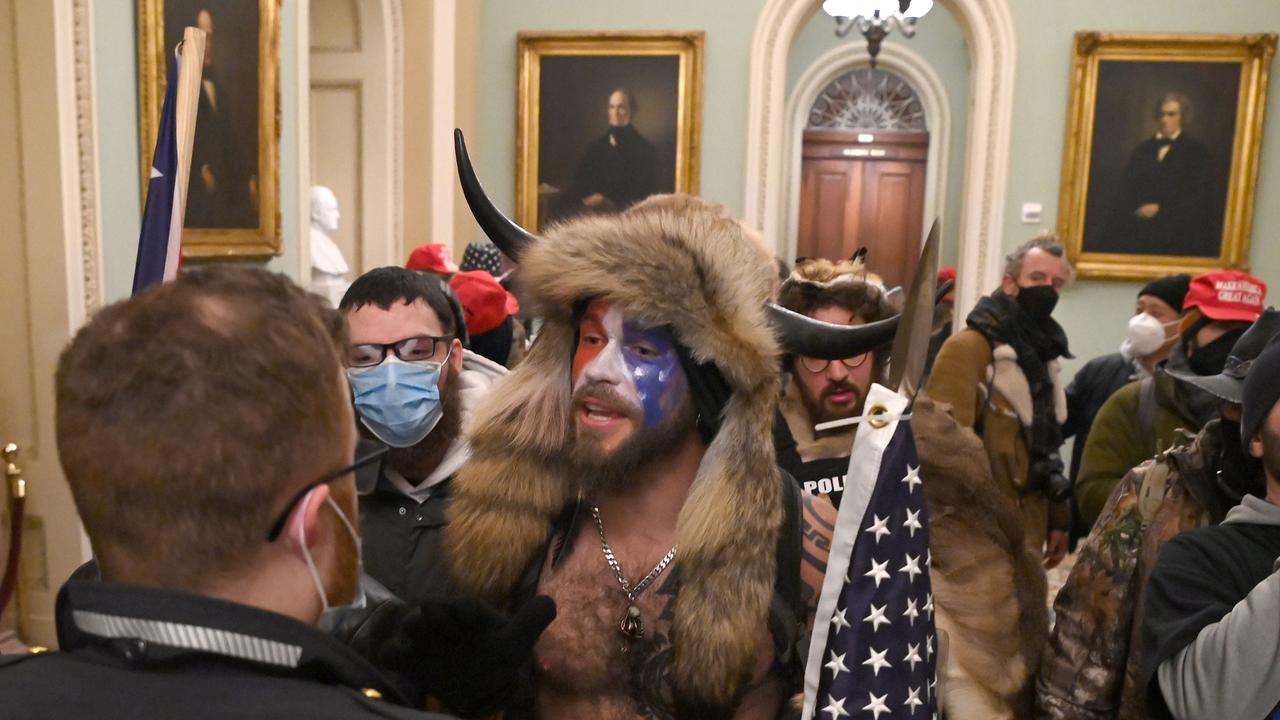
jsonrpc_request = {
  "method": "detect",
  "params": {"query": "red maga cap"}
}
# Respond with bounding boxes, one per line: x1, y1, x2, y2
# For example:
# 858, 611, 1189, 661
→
936, 266, 956, 303
449, 270, 519, 335
1184, 270, 1266, 322
406, 243, 460, 275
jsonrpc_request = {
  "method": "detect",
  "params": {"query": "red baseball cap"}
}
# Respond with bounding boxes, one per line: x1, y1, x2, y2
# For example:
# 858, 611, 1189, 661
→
1183, 270, 1266, 322
449, 270, 519, 335
405, 243, 460, 275
937, 266, 956, 303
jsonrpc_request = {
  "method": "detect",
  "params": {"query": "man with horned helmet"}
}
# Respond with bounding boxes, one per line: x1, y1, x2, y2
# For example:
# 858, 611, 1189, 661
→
439, 132, 901, 718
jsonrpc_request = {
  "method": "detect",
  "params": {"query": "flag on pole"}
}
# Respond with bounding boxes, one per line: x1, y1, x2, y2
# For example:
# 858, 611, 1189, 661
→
803, 383, 939, 720
132, 50, 182, 294
132, 28, 205, 295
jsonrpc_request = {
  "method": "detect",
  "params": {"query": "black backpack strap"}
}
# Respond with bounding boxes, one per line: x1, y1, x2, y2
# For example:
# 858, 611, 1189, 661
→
770, 469, 806, 687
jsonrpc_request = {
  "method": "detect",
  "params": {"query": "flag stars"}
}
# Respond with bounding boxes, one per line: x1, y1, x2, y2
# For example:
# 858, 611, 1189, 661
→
824, 651, 850, 679
926, 634, 935, 660
830, 606, 852, 632
862, 646, 891, 677
820, 694, 850, 719
865, 558, 890, 588
924, 593, 934, 620
905, 686, 924, 715
901, 464, 922, 494
863, 691, 891, 719
863, 603, 891, 632
903, 508, 923, 537
904, 642, 923, 671
904, 597, 919, 626
899, 553, 923, 582
864, 514, 891, 544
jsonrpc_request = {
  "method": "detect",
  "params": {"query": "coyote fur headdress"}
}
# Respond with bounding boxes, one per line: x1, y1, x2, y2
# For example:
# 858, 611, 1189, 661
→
444, 131, 900, 713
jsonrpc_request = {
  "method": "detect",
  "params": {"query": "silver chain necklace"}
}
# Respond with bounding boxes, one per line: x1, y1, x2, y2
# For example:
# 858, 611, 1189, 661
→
591, 505, 677, 641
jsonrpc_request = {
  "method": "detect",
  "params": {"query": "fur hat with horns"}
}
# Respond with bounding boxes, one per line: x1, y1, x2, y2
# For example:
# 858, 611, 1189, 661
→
444, 131, 902, 713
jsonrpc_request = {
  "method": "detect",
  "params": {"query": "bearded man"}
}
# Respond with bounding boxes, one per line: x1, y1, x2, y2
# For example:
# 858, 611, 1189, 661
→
776, 257, 901, 507
437, 135, 901, 717
339, 267, 506, 605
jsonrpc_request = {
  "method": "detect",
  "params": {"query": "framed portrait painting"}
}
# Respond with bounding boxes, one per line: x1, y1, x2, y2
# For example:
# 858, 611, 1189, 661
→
516, 32, 704, 231
138, 0, 281, 258
1057, 32, 1276, 280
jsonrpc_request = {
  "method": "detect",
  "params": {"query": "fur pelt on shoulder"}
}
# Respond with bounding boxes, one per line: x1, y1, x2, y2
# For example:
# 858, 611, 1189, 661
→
444, 194, 784, 715
987, 344, 1068, 427
912, 394, 1049, 719
776, 256, 901, 321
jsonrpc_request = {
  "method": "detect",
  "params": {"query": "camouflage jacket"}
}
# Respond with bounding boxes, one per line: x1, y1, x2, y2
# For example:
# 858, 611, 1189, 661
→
1034, 423, 1225, 720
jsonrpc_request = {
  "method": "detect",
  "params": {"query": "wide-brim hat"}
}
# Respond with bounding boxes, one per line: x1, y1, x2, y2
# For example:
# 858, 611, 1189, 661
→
1167, 307, 1280, 403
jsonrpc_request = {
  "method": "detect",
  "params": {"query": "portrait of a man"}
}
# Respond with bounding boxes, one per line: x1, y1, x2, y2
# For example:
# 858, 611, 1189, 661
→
516, 33, 704, 231
141, 0, 280, 257
165, 2, 260, 230
1103, 92, 1215, 256
563, 88, 657, 217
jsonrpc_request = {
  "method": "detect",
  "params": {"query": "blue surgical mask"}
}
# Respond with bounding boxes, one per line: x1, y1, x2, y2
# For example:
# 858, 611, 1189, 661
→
347, 353, 449, 448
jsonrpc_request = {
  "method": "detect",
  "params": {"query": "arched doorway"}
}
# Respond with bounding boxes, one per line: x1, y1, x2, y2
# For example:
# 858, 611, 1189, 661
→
796, 68, 928, 288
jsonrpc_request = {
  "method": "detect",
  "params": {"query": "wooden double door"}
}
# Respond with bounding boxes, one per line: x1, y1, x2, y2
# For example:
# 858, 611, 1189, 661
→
796, 129, 928, 289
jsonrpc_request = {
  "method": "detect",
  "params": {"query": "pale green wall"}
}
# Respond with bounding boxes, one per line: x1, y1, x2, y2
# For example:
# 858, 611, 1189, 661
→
94, 0, 300, 305
786, 6, 969, 270
1004, 0, 1280, 381
470, 0, 769, 241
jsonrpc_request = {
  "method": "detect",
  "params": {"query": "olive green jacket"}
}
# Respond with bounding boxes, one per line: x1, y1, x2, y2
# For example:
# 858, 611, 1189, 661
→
1035, 425, 1219, 720
1074, 369, 1204, 530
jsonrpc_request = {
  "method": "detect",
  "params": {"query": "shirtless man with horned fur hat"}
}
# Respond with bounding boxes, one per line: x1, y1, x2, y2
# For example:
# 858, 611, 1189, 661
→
442, 132, 905, 719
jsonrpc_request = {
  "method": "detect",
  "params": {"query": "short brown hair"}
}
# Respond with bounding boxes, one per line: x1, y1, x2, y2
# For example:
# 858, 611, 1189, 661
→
1003, 232, 1075, 285
56, 267, 350, 588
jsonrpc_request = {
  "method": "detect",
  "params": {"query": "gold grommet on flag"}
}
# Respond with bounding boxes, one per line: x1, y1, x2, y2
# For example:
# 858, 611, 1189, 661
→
867, 404, 890, 429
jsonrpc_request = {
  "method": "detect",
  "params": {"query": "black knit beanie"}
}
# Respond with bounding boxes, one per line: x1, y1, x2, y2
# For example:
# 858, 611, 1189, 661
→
1240, 334, 1280, 453
1139, 274, 1192, 313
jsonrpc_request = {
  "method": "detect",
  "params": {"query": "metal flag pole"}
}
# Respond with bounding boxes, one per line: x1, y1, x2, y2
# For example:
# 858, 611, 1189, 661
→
0, 443, 27, 619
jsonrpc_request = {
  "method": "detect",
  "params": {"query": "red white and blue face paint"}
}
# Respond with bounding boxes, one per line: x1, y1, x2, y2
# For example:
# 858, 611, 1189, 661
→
572, 301, 688, 430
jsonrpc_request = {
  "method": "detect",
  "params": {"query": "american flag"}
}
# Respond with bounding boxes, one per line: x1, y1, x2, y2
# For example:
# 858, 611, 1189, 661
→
803, 385, 938, 720
132, 47, 182, 295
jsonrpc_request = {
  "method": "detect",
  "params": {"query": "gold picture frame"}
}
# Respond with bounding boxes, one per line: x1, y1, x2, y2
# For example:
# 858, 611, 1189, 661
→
516, 32, 704, 231
1057, 32, 1275, 280
138, 0, 281, 258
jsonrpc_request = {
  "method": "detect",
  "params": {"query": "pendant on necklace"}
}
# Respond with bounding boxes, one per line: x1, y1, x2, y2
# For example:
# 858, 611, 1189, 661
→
619, 603, 644, 641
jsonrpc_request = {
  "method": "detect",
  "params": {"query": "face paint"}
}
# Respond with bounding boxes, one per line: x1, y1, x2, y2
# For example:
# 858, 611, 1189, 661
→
573, 302, 688, 429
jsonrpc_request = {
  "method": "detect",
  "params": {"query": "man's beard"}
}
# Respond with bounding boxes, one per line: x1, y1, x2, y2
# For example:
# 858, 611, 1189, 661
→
380, 365, 463, 480
802, 379, 866, 427
1259, 422, 1280, 490
568, 382, 697, 497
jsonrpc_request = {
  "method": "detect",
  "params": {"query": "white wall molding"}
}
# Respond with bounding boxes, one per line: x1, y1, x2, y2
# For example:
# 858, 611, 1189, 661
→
745, 0, 1016, 313
296, 0, 312, 284
429, 0, 455, 251
782, 41, 951, 264
68, 0, 99, 320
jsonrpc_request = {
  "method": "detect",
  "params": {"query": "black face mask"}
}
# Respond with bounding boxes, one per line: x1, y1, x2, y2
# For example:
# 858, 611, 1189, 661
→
1188, 329, 1245, 376
1015, 285, 1059, 322
1216, 418, 1265, 502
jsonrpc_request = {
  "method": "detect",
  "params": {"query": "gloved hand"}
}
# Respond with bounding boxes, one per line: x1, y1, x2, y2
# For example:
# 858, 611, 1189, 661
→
377, 594, 556, 718
1031, 452, 1071, 502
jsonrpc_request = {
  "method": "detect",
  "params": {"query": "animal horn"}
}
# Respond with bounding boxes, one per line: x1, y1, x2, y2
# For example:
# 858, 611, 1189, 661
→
455, 128, 537, 261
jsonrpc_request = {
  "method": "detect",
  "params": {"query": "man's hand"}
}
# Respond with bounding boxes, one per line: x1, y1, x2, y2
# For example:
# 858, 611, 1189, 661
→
582, 193, 606, 208
1044, 529, 1068, 569
200, 163, 217, 193
1135, 203, 1161, 219
377, 594, 556, 717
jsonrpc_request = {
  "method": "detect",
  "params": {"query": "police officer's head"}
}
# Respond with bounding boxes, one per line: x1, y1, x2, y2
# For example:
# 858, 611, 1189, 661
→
56, 266, 360, 620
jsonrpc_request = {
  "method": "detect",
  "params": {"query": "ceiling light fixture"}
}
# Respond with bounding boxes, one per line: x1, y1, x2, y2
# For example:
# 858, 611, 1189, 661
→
822, 0, 933, 68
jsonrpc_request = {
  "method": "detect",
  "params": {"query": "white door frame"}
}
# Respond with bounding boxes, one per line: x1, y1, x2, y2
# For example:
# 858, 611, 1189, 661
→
745, 0, 1017, 313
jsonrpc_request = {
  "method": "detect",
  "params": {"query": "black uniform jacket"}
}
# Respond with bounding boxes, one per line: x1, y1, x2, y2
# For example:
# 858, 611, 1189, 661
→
0, 580, 454, 719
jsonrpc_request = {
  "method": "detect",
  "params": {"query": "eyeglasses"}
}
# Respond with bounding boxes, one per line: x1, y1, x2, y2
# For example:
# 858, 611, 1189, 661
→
799, 353, 870, 374
265, 445, 389, 541
346, 335, 451, 368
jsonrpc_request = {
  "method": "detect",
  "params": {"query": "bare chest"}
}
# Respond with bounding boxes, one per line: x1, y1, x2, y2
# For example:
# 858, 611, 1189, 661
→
532, 528, 781, 719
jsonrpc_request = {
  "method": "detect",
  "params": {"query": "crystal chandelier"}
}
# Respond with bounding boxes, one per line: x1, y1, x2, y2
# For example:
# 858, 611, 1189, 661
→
822, 0, 934, 68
